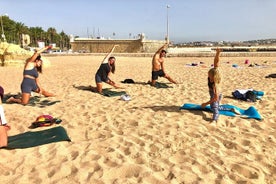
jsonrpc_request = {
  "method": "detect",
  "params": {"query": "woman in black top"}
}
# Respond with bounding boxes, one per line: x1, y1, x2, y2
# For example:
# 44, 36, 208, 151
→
91, 45, 122, 93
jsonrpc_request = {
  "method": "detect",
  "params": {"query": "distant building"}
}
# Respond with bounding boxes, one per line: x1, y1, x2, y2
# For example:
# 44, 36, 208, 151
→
70, 33, 166, 53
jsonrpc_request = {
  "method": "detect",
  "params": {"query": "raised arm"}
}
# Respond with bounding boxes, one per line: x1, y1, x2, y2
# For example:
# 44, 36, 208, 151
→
102, 45, 119, 63
213, 48, 221, 68
154, 43, 168, 56
27, 45, 52, 63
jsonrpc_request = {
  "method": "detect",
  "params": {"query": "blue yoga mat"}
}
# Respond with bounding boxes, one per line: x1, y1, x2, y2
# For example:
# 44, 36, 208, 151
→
180, 103, 262, 120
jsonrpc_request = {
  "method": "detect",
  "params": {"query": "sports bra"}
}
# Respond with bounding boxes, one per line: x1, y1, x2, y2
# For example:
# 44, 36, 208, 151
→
23, 67, 38, 78
208, 77, 214, 90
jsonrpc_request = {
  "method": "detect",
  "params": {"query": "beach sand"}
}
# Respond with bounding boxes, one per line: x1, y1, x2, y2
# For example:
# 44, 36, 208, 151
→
0, 54, 275, 183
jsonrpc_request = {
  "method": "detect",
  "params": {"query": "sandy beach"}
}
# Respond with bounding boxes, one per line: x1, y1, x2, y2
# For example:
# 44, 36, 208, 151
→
0, 54, 275, 183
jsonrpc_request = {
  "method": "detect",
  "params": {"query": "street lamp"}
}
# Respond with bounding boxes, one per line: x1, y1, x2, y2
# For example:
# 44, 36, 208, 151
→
0, 14, 8, 42
166, 5, 170, 43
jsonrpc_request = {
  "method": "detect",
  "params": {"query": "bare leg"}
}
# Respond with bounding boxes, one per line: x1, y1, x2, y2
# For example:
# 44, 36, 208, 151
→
231, 108, 241, 115
148, 79, 156, 86
96, 82, 103, 93
6, 92, 30, 105
0, 125, 8, 147
41, 89, 55, 97
90, 83, 103, 93
165, 75, 177, 84
21, 93, 31, 105
6, 96, 19, 103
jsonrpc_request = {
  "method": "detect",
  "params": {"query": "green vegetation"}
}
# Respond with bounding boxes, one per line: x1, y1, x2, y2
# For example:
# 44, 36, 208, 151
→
0, 15, 70, 50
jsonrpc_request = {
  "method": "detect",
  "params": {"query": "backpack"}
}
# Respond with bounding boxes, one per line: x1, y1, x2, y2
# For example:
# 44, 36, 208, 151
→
245, 91, 257, 102
121, 79, 135, 84
232, 90, 246, 100
31, 115, 62, 128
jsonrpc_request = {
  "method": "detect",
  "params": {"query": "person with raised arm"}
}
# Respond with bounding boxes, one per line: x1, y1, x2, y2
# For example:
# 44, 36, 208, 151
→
90, 45, 122, 93
7, 46, 54, 105
201, 48, 239, 124
149, 42, 177, 86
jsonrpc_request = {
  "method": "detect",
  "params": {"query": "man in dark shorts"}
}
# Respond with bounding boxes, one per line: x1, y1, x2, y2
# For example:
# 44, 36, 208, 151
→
149, 43, 177, 86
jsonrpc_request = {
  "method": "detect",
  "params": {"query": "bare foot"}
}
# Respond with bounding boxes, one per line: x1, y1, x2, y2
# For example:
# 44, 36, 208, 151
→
115, 86, 124, 89
147, 80, 155, 86
4, 124, 11, 131
209, 120, 217, 126
6, 96, 15, 103
42, 91, 55, 97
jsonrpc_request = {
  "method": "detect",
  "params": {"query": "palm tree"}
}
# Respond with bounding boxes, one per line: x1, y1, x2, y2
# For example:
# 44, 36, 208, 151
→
14, 22, 28, 47
0, 15, 16, 43
29, 26, 44, 47
47, 27, 57, 44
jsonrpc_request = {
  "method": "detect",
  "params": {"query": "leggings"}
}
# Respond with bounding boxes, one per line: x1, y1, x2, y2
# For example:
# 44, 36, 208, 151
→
210, 94, 229, 121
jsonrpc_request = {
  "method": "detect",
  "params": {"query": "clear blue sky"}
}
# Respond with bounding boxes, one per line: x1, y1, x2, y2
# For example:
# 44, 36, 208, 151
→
1, 0, 276, 43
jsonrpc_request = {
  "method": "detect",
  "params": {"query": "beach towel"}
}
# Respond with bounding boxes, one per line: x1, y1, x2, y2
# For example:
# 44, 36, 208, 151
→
180, 103, 262, 120
3, 126, 71, 149
27, 96, 61, 107
3, 94, 61, 107
102, 88, 126, 97
73, 85, 126, 97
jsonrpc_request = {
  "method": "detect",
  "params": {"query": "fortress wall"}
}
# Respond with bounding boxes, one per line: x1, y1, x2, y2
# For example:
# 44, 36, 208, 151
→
70, 39, 166, 53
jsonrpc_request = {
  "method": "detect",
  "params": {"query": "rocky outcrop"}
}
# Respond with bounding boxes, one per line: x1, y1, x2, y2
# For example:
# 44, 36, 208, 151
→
0, 42, 51, 67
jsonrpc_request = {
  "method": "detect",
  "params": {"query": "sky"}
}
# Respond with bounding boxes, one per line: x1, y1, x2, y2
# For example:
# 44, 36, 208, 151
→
1, 0, 276, 43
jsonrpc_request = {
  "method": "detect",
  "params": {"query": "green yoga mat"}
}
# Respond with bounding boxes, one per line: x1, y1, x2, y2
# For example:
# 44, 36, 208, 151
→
4, 126, 71, 149
102, 89, 126, 97
155, 82, 172, 88
27, 96, 61, 107
3, 95, 61, 108
148, 82, 172, 88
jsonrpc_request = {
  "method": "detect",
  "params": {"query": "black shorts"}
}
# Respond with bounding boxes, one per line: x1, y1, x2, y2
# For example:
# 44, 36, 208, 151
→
152, 70, 165, 80
95, 74, 109, 83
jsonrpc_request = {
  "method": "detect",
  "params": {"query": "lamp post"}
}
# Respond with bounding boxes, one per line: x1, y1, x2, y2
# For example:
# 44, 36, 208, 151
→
166, 5, 170, 43
0, 14, 7, 42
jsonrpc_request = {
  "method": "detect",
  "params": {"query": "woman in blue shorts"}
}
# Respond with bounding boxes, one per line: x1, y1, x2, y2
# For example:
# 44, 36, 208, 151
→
7, 46, 54, 105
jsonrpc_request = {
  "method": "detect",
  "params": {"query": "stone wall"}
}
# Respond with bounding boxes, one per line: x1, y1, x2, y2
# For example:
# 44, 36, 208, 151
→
70, 37, 166, 53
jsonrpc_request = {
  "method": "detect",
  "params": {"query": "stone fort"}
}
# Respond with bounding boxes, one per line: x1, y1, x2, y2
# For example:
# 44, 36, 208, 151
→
70, 34, 166, 53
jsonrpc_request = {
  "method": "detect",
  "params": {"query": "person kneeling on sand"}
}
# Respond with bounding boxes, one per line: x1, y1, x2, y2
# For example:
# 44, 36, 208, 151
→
0, 86, 10, 148
7, 46, 55, 105
90, 45, 123, 93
